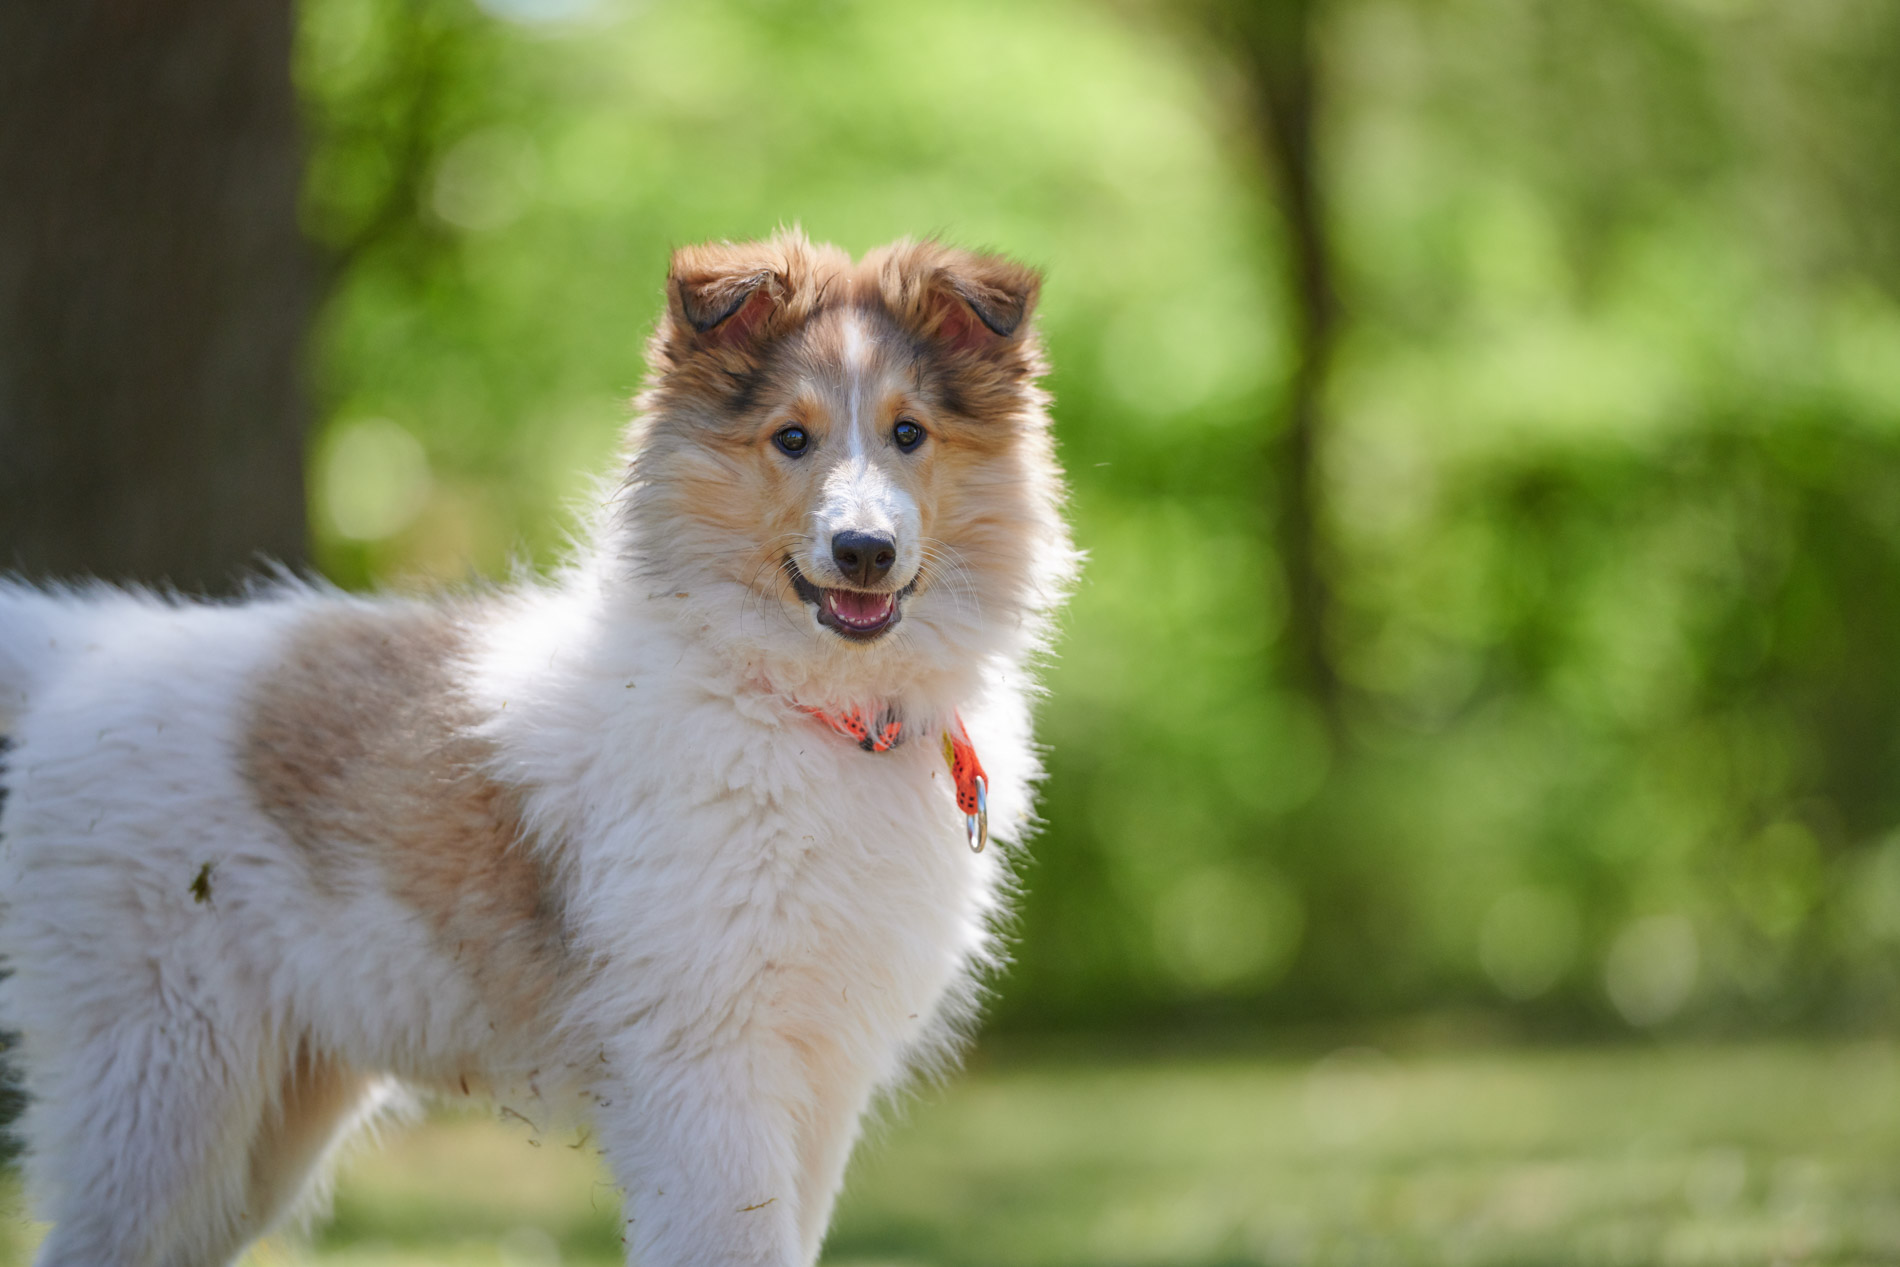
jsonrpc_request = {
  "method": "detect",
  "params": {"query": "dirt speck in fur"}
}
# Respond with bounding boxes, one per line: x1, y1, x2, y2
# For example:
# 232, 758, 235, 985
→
189, 862, 215, 905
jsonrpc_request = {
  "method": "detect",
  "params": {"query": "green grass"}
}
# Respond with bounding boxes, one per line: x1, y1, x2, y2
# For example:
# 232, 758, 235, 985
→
8, 1040, 1900, 1265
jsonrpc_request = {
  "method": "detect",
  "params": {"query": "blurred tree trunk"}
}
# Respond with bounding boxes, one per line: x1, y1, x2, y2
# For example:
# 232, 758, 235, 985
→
0, 1, 312, 593
1211, 0, 1344, 730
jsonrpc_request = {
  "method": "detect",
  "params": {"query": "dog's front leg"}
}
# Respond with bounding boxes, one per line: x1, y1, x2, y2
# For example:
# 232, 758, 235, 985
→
595, 1043, 806, 1267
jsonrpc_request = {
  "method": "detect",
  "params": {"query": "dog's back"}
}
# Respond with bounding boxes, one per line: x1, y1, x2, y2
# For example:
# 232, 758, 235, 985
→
0, 581, 74, 732
0, 586, 382, 1263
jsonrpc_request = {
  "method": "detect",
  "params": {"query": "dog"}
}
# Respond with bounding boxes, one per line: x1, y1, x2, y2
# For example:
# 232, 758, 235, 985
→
0, 231, 1076, 1267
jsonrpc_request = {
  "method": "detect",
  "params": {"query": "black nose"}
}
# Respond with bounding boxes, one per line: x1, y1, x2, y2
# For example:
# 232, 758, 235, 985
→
831, 530, 896, 587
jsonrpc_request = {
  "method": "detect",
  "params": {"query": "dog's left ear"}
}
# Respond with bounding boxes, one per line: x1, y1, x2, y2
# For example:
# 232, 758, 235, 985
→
872, 242, 1043, 360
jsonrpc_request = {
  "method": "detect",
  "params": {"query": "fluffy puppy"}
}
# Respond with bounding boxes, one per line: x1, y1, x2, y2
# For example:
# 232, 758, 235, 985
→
0, 230, 1075, 1267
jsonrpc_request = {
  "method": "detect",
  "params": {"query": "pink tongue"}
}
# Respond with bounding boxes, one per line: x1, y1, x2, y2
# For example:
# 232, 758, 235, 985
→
830, 590, 894, 625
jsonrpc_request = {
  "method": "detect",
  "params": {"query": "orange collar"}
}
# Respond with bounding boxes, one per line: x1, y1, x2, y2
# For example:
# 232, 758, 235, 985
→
797, 704, 990, 852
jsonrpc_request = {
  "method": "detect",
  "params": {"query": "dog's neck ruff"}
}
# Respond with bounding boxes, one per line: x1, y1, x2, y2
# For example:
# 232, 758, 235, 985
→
796, 702, 990, 852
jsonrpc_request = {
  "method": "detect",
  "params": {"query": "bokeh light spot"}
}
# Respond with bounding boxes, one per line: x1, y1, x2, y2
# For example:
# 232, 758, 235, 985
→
1154, 864, 1304, 992
318, 418, 434, 543
430, 128, 541, 234
1604, 914, 1699, 1027
1480, 887, 1581, 1001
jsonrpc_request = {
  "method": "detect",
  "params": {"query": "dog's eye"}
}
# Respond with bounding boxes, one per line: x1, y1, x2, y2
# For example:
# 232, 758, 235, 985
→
892, 419, 925, 452
773, 425, 809, 457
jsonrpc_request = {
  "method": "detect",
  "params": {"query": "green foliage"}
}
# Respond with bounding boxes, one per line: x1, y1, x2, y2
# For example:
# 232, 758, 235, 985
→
297, 0, 1900, 1034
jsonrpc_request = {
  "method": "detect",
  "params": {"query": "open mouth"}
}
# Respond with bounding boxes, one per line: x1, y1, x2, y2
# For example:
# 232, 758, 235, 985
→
787, 560, 907, 642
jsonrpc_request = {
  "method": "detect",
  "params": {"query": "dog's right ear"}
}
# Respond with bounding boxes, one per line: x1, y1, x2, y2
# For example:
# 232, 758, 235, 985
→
670, 261, 783, 349
657, 235, 828, 367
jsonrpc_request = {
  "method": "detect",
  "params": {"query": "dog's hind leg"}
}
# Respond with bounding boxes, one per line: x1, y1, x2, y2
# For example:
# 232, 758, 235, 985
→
20, 1003, 278, 1267
241, 1042, 389, 1240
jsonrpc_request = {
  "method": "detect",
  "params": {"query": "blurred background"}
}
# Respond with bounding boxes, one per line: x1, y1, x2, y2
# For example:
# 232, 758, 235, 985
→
7, 0, 1900, 1262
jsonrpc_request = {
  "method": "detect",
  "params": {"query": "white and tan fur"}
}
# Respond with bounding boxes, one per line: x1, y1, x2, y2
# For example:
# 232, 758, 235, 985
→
0, 232, 1075, 1267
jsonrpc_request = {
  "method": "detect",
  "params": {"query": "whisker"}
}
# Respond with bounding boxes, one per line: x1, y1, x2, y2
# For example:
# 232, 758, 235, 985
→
916, 539, 983, 623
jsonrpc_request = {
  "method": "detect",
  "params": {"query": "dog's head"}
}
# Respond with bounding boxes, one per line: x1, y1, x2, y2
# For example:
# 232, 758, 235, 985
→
621, 231, 1073, 699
